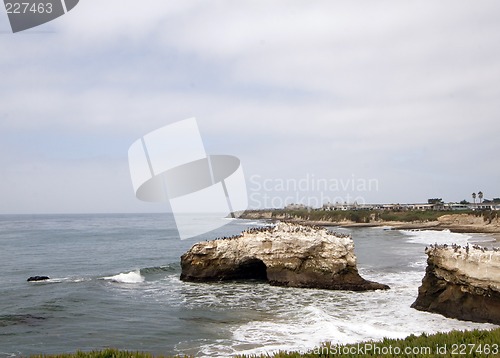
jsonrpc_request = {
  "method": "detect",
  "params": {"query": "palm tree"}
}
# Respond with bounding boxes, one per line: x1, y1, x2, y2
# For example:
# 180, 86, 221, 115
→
472, 192, 476, 205
478, 191, 483, 204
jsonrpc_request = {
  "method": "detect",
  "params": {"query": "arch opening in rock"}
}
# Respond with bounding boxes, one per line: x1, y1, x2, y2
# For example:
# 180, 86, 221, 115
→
180, 222, 390, 291
232, 258, 268, 281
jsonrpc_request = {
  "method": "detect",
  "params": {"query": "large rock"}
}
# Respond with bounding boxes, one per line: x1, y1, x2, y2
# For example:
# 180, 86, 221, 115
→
27, 276, 50, 282
412, 245, 500, 324
180, 222, 389, 291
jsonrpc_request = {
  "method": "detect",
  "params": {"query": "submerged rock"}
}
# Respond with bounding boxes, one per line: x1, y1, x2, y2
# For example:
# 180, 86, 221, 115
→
180, 222, 389, 291
412, 245, 500, 325
27, 276, 50, 282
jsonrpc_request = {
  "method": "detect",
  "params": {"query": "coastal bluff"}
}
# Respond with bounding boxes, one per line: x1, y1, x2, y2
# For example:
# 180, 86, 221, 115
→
412, 245, 500, 325
180, 222, 389, 291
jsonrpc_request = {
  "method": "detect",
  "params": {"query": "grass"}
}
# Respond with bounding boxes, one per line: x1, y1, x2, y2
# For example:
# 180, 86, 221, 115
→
31, 351, 192, 358
238, 328, 500, 357
269, 209, 373, 223
377, 210, 464, 222
32, 328, 500, 357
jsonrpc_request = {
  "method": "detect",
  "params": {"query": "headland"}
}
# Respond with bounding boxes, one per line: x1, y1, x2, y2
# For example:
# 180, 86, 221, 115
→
240, 209, 500, 235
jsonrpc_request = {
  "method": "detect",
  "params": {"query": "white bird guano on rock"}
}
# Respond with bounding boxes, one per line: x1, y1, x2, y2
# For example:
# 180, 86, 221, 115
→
180, 222, 389, 291
412, 244, 500, 324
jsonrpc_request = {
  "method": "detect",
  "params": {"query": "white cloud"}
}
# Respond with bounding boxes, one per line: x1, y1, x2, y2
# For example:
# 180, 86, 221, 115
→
0, 0, 499, 212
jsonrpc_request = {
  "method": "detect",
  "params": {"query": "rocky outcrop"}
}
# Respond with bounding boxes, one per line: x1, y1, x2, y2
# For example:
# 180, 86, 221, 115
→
27, 276, 50, 282
437, 214, 500, 233
180, 222, 389, 291
412, 245, 500, 324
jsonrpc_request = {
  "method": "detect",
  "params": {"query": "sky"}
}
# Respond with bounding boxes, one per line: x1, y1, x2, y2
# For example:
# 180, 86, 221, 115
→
0, 1, 499, 214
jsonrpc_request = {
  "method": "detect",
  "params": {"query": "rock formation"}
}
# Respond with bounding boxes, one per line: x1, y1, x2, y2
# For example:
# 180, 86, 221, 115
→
437, 214, 500, 233
27, 276, 50, 282
412, 245, 500, 325
180, 222, 389, 291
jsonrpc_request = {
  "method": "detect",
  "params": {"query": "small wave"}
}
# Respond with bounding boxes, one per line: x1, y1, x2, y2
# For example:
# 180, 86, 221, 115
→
140, 264, 179, 275
0, 352, 21, 358
230, 305, 408, 357
400, 229, 471, 246
408, 260, 427, 269
103, 270, 144, 284
53, 277, 93, 284
468, 235, 498, 244
71, 277, 92, 283
236, 220, 270, 226
0, 314, 46, 327
370, 226, 394, 230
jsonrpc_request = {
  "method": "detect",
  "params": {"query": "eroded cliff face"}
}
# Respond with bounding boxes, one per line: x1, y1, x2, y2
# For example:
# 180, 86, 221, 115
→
437, 214, 500, 233
180, 222, 389, 291
412, 245, 500, 325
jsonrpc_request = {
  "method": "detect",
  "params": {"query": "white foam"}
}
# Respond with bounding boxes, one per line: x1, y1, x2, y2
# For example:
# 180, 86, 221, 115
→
400, 229, 472, 246
237, 220, 269, 226
469, 234, 498, 244
408, 260, 427, 268
28, 277, 91, 284
230, 304, 411, 357
46, 278, 64, 283
189, 267, 496, 357
70, 277, 91, 283
103, 270, 144, 284
138, 229, 496, 358
371, 226, 394, 231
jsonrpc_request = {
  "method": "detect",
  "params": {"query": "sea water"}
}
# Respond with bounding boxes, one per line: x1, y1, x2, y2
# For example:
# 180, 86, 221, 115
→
0, 214, 497, 357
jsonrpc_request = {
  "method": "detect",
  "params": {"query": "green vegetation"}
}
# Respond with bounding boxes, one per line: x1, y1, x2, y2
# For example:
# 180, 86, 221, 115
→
473, 210, 499, 223
239, 328, 500, 357
31, 351, 191, 358
31, 328, 500, 357
377, 210, 461, 222
270, 209, 373, 223
266, 209, 473, 224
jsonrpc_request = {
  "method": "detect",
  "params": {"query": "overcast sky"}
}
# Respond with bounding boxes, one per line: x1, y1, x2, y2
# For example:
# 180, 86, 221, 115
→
1, 1, 499, 214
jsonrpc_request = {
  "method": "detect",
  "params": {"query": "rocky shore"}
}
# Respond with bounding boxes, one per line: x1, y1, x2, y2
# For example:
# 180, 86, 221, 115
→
180, 222, 389, 291
435, 214, 500, 233
412, 245, 500, 325
241, 211, 500, 234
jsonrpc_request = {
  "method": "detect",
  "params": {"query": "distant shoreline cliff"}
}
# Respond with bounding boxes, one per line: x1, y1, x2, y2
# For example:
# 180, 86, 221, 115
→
240, 210, 500, 234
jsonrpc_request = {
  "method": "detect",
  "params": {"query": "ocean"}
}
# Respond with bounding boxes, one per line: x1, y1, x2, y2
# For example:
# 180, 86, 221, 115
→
0, 213, 497, 357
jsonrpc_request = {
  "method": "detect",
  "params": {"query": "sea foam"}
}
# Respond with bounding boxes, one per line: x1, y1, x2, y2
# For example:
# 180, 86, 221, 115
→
400, 229, 472, 246
103, 270, 144, 284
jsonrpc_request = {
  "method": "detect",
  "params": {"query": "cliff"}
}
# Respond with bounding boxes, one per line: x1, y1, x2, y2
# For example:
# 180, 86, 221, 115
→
240, 210, 500, 233
437, 214, 500, 233
180, 222, 389, 291
412, 245, 500, 325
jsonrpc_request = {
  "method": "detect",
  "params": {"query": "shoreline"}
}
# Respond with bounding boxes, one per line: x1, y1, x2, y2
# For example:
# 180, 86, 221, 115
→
240, 212, 500, 238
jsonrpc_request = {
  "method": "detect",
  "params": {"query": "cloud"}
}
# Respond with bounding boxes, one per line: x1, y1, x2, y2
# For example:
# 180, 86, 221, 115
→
0, 0, 499, 212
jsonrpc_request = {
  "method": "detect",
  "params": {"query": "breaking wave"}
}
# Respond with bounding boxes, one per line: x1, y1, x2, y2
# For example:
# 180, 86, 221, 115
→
103, 270, 145, 284
400, 229, 472, 246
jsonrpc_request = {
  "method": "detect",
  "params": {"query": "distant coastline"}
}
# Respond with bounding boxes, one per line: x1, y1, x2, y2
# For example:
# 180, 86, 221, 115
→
240, 209, 500, 236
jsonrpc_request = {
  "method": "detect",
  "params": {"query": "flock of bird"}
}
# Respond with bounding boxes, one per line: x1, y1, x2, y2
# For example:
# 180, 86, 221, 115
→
212, 224, 500, 252
211, 223, 352, 241
244, 224, 352, 238
426, 243, 500, 253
